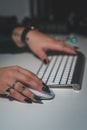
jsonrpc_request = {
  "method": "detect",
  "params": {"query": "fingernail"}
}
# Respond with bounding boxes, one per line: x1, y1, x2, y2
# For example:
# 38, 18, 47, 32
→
33, 95, 43, 104
42, 83, 50, 93
74, 46, 79, 49
24, 98, 32, 103
43, 59, 48, 64
9, 97, 14, 101
33, 95, 41, 101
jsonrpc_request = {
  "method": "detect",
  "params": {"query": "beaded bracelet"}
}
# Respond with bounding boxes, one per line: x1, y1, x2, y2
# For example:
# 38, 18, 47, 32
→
21, 26, 36, 43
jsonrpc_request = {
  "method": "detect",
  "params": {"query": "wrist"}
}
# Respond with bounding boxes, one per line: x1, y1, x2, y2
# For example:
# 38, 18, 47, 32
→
21, 26, 36, 43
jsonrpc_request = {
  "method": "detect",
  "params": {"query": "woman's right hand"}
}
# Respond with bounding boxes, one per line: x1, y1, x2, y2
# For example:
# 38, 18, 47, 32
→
0, 66, 50, 103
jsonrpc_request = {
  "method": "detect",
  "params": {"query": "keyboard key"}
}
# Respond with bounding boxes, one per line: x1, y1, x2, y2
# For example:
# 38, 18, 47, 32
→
36, 52, 85, 90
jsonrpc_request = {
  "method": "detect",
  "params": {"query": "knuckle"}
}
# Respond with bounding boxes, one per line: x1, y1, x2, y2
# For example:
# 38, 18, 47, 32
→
28, 71, 35, 78
25, 77, 31, 83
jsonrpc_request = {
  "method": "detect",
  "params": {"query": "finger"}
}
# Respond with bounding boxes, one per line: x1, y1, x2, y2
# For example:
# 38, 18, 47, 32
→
34, 49, 49, 62
14, 72, 43, 91
14, 68, 49, 93
9, 66, 49, 93
0, 66, 40, 87
13, 82, 42, 103
9, 88, 32, 103
54, 37, 67, 42
47, 43, 76, 54
0, 84, 26, 103
12, 66, 43, 87
16, 66, 42, 83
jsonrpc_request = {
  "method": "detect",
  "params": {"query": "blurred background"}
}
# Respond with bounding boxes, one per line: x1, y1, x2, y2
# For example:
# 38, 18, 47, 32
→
0, 0, 87, 35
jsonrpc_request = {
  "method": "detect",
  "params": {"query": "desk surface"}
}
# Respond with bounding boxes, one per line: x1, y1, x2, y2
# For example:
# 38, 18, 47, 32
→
0, 35, 87, 130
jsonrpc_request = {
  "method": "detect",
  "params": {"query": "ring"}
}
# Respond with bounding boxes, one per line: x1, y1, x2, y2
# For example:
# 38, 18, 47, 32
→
5, 81, 18, 97
20, 85, 26, 93
5, 88, 11, 97
10, 81, 18, 89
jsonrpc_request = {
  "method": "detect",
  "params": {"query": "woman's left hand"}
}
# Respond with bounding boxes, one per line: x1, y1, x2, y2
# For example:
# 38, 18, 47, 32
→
12, 28, 76, 62
26, 30, 76, 62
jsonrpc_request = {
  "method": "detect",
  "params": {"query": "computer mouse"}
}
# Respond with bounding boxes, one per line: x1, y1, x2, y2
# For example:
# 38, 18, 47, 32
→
29, 88, 55, 100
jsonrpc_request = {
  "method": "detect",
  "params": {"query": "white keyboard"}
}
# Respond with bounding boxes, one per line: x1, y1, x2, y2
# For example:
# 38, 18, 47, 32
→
36, 52, 85, 90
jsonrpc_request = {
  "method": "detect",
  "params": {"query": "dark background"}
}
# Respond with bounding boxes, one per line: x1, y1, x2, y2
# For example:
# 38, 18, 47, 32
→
0, 0, 87, 53
0, 0, 87, 35
23, 0, 87, 35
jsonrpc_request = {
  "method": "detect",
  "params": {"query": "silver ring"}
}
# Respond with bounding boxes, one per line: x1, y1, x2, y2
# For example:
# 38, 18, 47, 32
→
20, 86, 26, 92
10, 81, 18, 89
21, 86, 26, 90
5, 88, 11, 97
5, 81, 17, 97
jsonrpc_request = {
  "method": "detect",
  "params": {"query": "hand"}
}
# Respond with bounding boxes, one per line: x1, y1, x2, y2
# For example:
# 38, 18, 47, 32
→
0, 66, 50, 103
26, 30, 76, 62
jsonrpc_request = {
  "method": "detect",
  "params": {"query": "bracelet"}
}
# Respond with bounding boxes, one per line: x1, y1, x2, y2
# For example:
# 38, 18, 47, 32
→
21, 26, 36, 43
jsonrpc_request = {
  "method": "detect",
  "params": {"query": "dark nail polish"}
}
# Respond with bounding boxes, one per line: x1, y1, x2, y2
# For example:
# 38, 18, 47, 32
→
33, 95, 43, 104
43, 59, 48, 64
33, 95, 41, 101
9, 97, 14, 101
42, 83, 50, 93
24, 98, 32, 103
74, 46, 79, 49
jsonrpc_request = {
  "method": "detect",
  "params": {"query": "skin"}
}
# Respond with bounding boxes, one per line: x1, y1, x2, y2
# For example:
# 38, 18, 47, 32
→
0, 66, 43, 103
0, 27, 76, 103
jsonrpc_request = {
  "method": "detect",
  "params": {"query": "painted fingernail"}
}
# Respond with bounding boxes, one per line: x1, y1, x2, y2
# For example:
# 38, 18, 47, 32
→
24, 98, 32, 103
42, 83, 50, 93
43, 59, 48, 64
74, 46, 79, 49
33, 95, 43, 104
33, 95, 41, 101
9, 97, 14, 101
